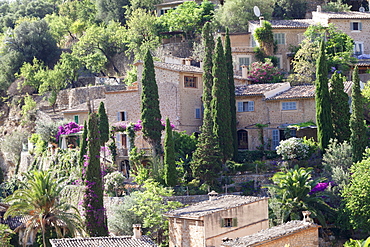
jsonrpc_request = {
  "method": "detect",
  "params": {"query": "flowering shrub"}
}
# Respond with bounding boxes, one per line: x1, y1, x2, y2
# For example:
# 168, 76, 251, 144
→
111, 119, 175, 133
309, 182, 330, 194
276, 137, 310, 160
247, 59, 283, 83
55, 122, 83, 141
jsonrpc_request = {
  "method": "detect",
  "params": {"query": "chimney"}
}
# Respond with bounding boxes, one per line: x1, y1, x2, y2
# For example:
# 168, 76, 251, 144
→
184, 58, 192, 66
132, 224, 142, 239
259, 16, 264, 26
302, 211, 312, 223
317, 5, 322, 12
208, 190, 218, 201
241, 65, 248, 79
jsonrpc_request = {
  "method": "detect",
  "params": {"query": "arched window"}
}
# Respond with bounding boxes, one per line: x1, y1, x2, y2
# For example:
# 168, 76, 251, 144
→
237, 130, 248, 149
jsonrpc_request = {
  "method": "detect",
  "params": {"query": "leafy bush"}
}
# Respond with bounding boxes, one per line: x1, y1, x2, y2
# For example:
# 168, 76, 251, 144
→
104, 171, 125, 197
276, 137, 310, 160
247, 59, 283, 83
237, 150, 278, 163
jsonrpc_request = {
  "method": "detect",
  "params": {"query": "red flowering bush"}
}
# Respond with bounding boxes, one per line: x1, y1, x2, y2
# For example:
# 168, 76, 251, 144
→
247, 59, 283, 83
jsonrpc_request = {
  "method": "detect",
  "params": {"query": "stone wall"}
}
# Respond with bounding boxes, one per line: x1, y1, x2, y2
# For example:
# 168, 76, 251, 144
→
56, 85, 106, 109
168, 218, 205, 247
165, 195, 209, 205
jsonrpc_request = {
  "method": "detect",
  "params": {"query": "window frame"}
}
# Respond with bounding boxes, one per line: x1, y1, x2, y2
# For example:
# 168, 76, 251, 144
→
73, 115, 79, 124
282, 101, 297, 111
195, 108, 201, 119
221, 218, 238, 228
354, 41, 364, 55
184, 76, 198, 88
274, 33, 286, 45
117, 111, 127, 121
237, 55, 251, 71
237, 101, 254, 112
350, 21, 362, 31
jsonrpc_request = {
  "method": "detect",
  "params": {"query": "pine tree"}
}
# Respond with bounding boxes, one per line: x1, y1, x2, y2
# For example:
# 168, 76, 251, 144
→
83, 113, 108, 237
315, 40, 333, 151
79, 121, 88, 167
329, 72, 350, 143
164, 118, 177, 187
191, 25, 222, 187
350, 66, 367, 163
225, 28, 238, 161
202, 22, 214, 108
98, 101, 109, 146
141, 50, 163, 155
212, 37, 233, 162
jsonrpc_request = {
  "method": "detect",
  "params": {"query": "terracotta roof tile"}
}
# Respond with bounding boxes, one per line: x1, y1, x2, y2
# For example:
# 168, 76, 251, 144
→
235, 83, 287, 97
249, 19, 316, 29
165, 195, 267, 219
266, 85, 315, 100
153, 62, 203, 73
50, 236, 157, 247
221, 220, 319, 247
314, 11, 370, 19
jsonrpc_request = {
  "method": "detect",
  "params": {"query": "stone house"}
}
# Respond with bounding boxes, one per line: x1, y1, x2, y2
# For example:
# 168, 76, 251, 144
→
62, 99, 105, 125
221, 220, 320, 247
164, 194, 269, 247
235, 81, 352, 150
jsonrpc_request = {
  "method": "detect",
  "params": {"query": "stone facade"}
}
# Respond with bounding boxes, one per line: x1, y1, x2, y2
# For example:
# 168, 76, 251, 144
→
256, 227, 319, 247
165, 195, 269, 247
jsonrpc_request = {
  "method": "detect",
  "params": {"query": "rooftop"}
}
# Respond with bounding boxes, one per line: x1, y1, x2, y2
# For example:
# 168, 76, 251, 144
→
50, 236, 157, 247
249, 19, 316, 29
313, 11, 370, 19
63, 99, 105, 114
135, 61, 203, 74
235, 83, 287, 97
165, 195, 266, 219
221, 220, 319, 247
266, 84, 315, 100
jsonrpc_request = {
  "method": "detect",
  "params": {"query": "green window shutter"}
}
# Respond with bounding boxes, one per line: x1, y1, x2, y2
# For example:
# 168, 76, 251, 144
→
220, 218, 225, 228
232, 218, 238, 227
74, 115, 79, 124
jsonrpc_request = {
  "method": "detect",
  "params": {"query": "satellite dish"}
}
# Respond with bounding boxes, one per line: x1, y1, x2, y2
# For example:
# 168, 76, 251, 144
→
359, 6, 365, 12
254, 6, 261, 17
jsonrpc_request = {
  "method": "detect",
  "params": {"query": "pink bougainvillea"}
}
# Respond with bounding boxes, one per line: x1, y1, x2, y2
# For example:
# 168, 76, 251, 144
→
56, 122, 83, 141
247, 59, 283, 83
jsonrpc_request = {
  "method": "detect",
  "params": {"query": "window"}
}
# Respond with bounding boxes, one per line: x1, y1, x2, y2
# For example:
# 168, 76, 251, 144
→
237, 130, 248, 149
351, 22, 362, 31
238, 57, 250, 70
237, 101, 254, 112
274, 33, 286, 45
184, 76, 197, 88
275, 55, 282, 69
74, 115, 79, 124
354, 42, 363, 55
116, 133, 127, 149
117, 111, 126, 121
221, 218, 237, 227
272, 129, 280, 150
282, 102, 297, 110
195, 108, 201, 119
251, 35, 257, 47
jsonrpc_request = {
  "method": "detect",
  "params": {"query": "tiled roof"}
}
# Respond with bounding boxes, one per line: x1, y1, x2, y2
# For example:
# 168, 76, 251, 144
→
221, 220, 319, 247
235, 83, 287, 97
265, 85, 315, 100
154, 62, 203, 73
314, 11, 370, 19
249, 19, 316, 28
165, 195, 266, 219
50, 236, 157, 247
63, 99, 105, 114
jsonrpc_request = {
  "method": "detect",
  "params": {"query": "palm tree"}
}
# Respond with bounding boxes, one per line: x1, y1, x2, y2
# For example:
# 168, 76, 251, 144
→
266, 166, 334, 226
4, 170, 84, 247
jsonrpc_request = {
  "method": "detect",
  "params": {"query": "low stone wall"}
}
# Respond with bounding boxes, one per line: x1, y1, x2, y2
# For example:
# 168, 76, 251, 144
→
229, 173, 274, 185
56, 85, 106, 109
165, 195, 209, 205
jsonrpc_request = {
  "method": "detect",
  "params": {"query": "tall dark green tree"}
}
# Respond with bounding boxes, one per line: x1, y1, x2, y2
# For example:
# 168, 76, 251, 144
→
140, 50, 163, 155
329, 72, 351, 143
79, 121, 88, 167
191, 24, 221, 186
98, 101, 109, 146
83, 113, 108, 237
315, 40, 333, 151
225, 28, 238, 160
164, 118, 177, 187
212, 37, 233, 162
350, 66, 367, 163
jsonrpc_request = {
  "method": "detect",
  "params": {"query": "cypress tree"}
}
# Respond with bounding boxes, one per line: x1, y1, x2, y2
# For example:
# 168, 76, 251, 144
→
98, 101, 109, 146
225, 28, 238, 161
141, 50, 163, 155
164, 118, 177, 187
191, 23, 222, 187
329, 72, 350, 143
212, 37, 233, 162
83, 113, 108, 237
350, 66, 367, 163
315, 40, 333, 151
202, 22, 215, 108
79, 121, 88, 167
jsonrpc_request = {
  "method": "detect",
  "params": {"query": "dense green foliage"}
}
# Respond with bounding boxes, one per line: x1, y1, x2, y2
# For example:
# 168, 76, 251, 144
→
253, 20, 274, 57
273, 0, 307, 19
98, 102, 109, 146
225, 29, 237, 161
140, 50, 163, 155
164, 118, 177, 187
350, 66, 367, 163
79, 121, 88, 167
330, 72, 351, 143
211, 37, 233, 163
83, 113, 108, 237
315, 40, 333, 151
